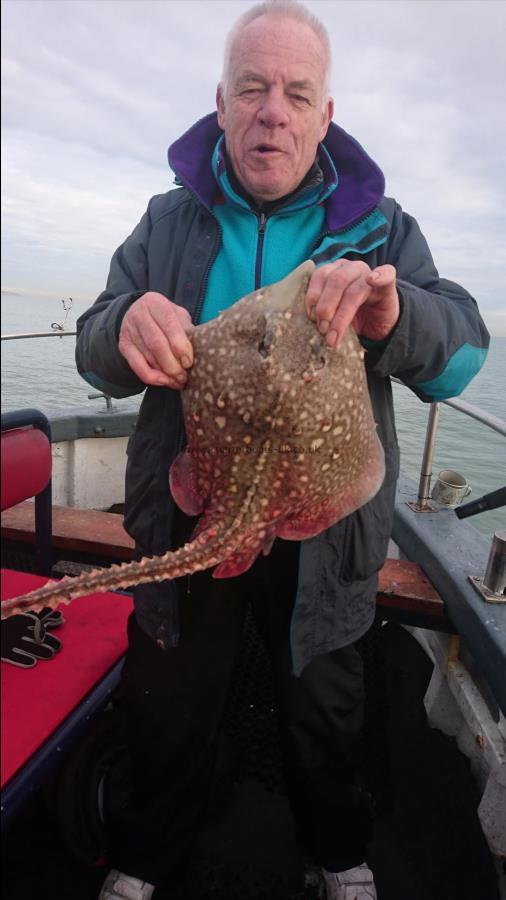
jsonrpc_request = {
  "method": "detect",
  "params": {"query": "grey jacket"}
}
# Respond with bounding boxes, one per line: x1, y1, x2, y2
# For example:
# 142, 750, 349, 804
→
76, 114, 489, 674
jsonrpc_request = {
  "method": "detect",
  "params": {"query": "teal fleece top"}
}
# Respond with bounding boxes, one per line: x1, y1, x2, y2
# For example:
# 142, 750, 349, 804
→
200, 135, 386, 323
197, 135, 486, 402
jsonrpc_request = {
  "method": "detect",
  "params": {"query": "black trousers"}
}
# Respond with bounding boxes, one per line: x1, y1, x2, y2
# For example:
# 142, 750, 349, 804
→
109, 539, 373, 884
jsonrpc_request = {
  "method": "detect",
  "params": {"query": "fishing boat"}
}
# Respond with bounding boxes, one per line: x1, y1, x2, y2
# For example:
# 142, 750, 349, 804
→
1, 327, 505, 900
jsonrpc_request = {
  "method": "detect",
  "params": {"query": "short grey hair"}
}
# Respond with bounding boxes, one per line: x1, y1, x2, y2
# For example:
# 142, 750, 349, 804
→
220, 0, 332, 103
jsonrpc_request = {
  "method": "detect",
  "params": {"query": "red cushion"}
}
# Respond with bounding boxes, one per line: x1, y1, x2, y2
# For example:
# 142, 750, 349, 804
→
1, 569, 133, 787
1, 429, 52, 510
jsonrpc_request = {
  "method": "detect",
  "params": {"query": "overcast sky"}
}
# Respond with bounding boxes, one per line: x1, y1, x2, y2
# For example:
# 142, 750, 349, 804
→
1, 0, 505, 334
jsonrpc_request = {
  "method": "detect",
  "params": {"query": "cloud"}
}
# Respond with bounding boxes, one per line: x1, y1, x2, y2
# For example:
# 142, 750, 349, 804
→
1, 0, 505, 330
1, 129, 169, 298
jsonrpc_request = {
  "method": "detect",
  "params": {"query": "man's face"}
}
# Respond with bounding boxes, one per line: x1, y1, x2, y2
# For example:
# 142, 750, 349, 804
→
217, 15, 333, 205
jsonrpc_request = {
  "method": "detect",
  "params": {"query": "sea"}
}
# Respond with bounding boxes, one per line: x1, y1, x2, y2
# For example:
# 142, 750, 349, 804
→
1, 292, 505, 537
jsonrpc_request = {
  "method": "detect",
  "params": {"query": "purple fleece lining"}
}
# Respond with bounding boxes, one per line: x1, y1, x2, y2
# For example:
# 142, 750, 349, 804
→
167, 112, 384, 232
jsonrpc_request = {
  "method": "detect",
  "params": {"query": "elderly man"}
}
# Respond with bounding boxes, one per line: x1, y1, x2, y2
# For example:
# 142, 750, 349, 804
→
77, 2, 489, 899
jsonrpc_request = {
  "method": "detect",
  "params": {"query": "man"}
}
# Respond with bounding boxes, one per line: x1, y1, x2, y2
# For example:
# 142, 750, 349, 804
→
76, 2, 489, 898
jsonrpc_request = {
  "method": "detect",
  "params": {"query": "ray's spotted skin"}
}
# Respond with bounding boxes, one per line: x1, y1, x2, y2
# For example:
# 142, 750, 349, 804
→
1, 261, 385, 619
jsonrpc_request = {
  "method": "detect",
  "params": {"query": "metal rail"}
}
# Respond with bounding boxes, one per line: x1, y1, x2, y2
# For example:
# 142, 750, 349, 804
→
391, 378, 506, 510
441, 396, 506, 437
1, 331, 77, 340
416, 403, 441, 507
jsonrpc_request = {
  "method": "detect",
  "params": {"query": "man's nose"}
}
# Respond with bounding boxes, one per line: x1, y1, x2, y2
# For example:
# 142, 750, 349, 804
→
257, 89, 290, 128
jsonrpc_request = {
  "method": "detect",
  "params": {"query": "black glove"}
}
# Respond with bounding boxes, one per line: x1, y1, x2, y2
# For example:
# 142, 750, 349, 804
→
1, 607, 65, 668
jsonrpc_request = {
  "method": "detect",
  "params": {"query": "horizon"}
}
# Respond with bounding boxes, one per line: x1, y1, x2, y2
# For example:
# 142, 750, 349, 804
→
2, 287, 505, 340
1, 286, 505, 338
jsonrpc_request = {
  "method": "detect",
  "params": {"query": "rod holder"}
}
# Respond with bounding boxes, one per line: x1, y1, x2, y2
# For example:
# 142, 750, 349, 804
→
484, 531, 506, 595
469, 530, 506, 604
87, 392, 113, 411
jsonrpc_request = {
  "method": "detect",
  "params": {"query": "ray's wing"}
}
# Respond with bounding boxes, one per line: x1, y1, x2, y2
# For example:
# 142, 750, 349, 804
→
169, 450, 208, 515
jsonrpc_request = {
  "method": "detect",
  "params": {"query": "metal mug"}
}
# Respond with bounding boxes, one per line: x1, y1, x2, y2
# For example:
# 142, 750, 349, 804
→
431, 469, 472, 507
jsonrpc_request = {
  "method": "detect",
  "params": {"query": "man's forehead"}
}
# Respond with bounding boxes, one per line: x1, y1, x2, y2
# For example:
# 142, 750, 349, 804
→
229, 14, 326, 74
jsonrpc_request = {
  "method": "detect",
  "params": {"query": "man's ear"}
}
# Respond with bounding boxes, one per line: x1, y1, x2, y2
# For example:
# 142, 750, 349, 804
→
216, 84, 226, 129
319, 96, 334, 140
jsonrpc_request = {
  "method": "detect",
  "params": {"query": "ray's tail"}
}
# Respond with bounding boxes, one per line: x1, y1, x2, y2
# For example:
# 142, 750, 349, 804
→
1, 530, 229, 619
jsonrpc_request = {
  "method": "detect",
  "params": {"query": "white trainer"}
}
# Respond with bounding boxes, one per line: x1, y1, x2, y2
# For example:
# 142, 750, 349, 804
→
320, 862, 377, 900
98, 869, 156, 900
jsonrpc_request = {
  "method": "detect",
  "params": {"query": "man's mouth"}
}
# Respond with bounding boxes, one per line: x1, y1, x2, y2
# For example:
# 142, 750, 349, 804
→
253, 144, 283, 154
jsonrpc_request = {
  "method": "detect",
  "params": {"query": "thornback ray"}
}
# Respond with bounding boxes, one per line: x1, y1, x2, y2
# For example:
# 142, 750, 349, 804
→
1, 261, 385, 620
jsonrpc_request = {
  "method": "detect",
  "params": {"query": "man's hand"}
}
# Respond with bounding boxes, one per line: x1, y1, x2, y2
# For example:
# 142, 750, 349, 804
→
119, 292, 194, 390
305, 260, 400, 347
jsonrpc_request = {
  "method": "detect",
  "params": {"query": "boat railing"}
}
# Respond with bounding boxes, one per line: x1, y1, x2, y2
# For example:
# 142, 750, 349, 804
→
390, 377, 506, 512
1, 330, 77, 340
390, 378, 505, 604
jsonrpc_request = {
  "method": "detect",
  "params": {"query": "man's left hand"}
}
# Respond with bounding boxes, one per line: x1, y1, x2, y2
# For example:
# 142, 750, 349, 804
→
305, 260, 400, 347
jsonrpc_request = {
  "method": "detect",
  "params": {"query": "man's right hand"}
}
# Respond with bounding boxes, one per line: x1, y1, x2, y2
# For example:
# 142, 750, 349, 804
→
119, 292, 195, 390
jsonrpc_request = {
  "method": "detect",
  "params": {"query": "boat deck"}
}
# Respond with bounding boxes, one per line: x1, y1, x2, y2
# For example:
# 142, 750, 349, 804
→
2, 616, 502, 900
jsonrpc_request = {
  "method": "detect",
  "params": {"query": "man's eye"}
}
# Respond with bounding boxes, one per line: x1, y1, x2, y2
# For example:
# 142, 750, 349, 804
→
290, 94, 310, 104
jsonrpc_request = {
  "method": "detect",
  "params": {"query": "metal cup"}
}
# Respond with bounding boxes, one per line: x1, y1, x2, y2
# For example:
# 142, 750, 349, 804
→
431, 469, 472, 508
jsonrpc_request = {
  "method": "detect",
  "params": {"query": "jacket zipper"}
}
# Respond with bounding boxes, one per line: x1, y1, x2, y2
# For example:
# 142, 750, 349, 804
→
193, 220, 222, 325
255, 212, 267, 290
176, 180, 223, 326
309, 207, 379, 257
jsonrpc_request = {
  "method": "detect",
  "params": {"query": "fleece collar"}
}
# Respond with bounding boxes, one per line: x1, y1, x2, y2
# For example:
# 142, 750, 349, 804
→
212, 134, 337, 215
168, 111, 385, 233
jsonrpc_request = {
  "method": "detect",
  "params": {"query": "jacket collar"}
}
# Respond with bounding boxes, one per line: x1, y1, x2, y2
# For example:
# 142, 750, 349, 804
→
212, 135, 337, 215
168, 111, 385, 232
